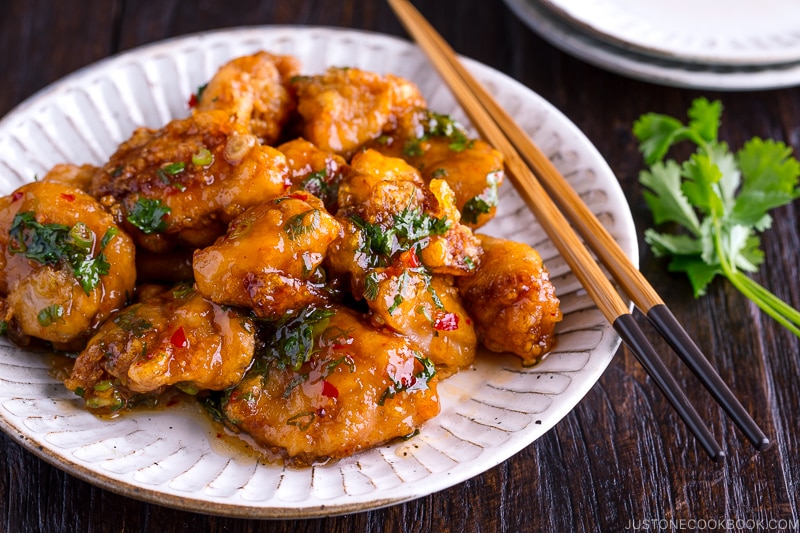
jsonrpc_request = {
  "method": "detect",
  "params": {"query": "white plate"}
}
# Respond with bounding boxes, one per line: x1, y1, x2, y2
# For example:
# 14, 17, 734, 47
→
505, 0, 800, 91
538, 0, 800, 67
0, 26, 636, 518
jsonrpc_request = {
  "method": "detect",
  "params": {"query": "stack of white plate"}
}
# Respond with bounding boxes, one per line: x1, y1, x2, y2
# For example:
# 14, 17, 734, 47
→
504, 0, 800, 90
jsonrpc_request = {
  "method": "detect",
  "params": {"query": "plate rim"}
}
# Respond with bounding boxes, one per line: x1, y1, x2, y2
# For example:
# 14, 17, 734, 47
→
537, 0, 800, 67
504, 0, 800, 91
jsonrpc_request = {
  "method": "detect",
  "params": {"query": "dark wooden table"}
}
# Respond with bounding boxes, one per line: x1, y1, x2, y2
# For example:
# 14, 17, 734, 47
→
1, 1, 798, 531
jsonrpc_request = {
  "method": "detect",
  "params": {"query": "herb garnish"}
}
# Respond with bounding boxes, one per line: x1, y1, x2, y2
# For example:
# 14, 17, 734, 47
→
634, 97, 800, 337
262, 306, 336, 371
351, 206, 451, 268
300, 168, 341, 209
126, 197, 171, 234
461, 170, 502, 224
378, 354, 436, 405
37, 304, 64, 327
8, 211, 115, 294
403, 110, 474, 157
284, 209, 321, 240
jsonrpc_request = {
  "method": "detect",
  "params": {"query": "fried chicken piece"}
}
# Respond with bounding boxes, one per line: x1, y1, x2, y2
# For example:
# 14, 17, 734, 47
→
40, 162, 98, 192
456, 235, 562, 365
326, 150, 481, 298
220, 304, 439, 463
195, 51, 300, 144
193, 195, 342, 320
64, 285, 256, 412
90, 110, 290, 252
367, 108, 505, 229
291, 67, 426, 157
0, 179, 136, 350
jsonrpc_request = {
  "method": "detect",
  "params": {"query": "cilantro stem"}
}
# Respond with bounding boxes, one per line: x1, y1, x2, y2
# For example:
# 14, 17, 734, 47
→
714, 223, 800, 338
728, 272, 800, 337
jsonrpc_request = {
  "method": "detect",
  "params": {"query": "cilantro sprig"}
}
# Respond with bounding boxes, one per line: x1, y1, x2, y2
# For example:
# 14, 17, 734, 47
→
633, 97, 800, 337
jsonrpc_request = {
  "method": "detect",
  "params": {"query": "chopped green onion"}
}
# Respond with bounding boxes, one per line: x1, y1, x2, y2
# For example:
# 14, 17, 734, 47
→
191, 148, 213, 167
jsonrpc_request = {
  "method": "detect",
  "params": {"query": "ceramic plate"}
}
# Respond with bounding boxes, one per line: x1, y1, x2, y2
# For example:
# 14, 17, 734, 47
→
505, 0, 800, 91
0, 26, 636, 518
538, 0, 800, 67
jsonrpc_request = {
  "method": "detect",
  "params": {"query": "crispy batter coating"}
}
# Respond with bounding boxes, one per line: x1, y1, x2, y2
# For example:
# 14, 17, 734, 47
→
91, 110, 290, 252
40, 162, 98, 192
64, 285, 256, 411
195, 51, 300, 144
291, 67, 426, 157
277, 137, 350, 212
456, 235, 562, 365
193, 195, 342, 319
221, 305, 440, 463
0, 179, 136, 350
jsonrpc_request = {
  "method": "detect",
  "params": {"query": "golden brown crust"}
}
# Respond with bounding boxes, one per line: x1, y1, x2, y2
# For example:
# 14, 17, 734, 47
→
457, 234, 562, 365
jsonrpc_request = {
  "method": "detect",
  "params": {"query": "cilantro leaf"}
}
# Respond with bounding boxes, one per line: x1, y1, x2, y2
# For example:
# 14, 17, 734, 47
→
8, 211, 114, 294
127, 197, 170, 234
632, 97, 721, 165
635, 98, 800, 337
639, 160, 702, 235
732, 137, 800, 226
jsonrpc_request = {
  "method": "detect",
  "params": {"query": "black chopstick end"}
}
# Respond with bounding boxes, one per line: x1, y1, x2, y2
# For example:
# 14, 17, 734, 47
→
613, 314, 725, 461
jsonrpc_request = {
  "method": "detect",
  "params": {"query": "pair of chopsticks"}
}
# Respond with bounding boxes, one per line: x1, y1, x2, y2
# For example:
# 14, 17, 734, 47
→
388, 0, 769, 460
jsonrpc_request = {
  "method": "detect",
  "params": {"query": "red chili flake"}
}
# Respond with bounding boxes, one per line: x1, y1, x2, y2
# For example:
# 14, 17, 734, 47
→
188, 93, 198, 108
170, 326, 188, 348
60, 193, 75, 202
11, 191, 24, 202
288, 191, 309, 201
400, 375, 417, 388
433, 312, 460, 331
321, 380, 339, 399
401, 248, 420, 268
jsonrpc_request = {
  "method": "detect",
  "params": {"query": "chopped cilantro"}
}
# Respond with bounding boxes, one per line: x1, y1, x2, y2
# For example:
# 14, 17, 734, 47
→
284, 209, 321, 240
286, 411, 316, 431
112, 307, 152, 337
378, 354, 436, 405
261, 306, 336, 371
403, 110, 474, 157
351, 205, 451, 268
461, 170, 502, 224
300, 168, 340, 209
8, 211, 113, 294
126, 197, 171, 234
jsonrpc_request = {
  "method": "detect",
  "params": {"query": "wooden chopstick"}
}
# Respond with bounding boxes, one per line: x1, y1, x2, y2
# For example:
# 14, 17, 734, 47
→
388, 0, 744, 460
386, 0, 769, 454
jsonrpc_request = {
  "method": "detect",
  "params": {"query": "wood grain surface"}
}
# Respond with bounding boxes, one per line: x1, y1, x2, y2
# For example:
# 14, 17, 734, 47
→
1, 1, 798, 531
